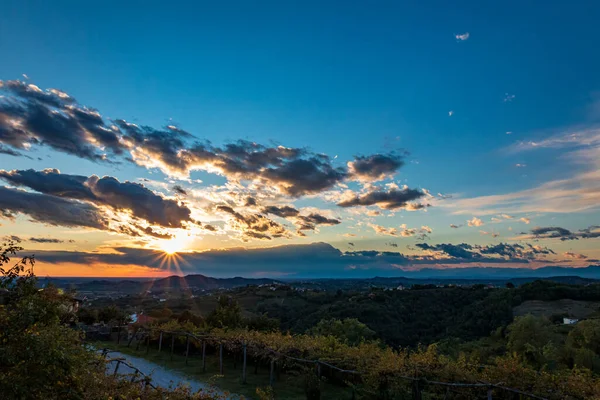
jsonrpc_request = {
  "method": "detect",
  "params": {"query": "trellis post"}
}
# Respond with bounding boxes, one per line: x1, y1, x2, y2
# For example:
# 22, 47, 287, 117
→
117, 325, 121, 345
487, 387, 493, 400
202, 340, 206, 372
158, 331, 163, 352
170, 334, 175, 361
185, 334, 190, 365
269, 358, 275, 386
412, 379, 421, 400
242, 342, 247, 384
219, 343, 224, 375
113, 361, 120, 377
146, 333, 150, 354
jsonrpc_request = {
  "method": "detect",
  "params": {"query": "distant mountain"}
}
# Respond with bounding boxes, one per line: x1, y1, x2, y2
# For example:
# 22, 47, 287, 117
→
142, 274, 281, 291
395, 265, 600, 279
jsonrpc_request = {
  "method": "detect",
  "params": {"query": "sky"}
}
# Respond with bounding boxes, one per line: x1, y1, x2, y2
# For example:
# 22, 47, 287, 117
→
1, 1, 599, 278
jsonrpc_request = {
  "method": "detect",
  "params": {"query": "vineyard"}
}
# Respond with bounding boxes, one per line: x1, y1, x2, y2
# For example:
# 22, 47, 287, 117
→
94, 320, 600, 400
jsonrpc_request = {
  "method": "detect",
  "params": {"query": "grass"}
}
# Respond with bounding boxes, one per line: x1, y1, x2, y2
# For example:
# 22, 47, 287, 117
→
94, 338, 352, 400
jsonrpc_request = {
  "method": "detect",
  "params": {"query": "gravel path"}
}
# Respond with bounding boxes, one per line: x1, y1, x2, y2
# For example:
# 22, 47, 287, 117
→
106, 351, 243, 399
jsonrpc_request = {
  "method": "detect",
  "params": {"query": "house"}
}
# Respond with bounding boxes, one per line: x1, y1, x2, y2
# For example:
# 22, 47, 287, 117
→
563, 318, 579, 325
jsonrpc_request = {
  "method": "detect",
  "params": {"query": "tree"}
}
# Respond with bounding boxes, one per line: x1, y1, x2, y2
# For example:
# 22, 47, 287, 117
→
206, 295, 242, 329
310, 318, 376, 346
506, 315, 558, 369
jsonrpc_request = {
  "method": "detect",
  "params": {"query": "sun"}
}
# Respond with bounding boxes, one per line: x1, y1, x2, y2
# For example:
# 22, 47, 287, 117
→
158, 236, 188, 255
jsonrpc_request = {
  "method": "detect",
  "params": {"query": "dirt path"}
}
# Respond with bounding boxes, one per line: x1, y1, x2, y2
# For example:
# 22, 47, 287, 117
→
106, 350, 244, 399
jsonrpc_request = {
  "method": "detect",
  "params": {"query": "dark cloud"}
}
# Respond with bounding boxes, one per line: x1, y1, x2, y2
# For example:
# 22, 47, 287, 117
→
478, 243, 554, 259
262, 205, 300, 218
450, 224, 462, 229
337, 187, 427, 210
0, 80, 427, 204
28, 237, 64, 243
216, 205, 289, 240
348, 242, 355, 246
0, 144, 28, 157
0, 186, 109, 230
260, 157, 347, 196
348, 153, 404, 181
172, 185, 188, 196
296, 213, 341, 231
261, 205, 340, 232
244, 196, 257, 206
19, 241, 582, 278
0, 83, 123, 161
531, 225, 600, 241
416, 243, 479, 259
0, 169, 193, 228
3, 80, 76, 108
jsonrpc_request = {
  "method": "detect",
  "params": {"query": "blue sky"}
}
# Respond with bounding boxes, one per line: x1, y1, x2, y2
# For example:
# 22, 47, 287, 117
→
1, 1, 599, 277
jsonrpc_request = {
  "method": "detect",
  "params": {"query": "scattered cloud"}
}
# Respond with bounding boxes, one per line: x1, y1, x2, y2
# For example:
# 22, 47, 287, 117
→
528, 225, 600, 241
503, 93, 516, 102
455, 32, 470, 41
467, 217, 484, 227
337, 186, 428, 210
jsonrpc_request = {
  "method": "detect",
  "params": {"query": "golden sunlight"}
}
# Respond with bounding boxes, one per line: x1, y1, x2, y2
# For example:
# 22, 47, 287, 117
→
158, 235, 189, 255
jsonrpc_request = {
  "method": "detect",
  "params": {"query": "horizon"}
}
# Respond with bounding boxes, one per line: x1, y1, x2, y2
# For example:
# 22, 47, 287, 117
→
1, 1, 600, 278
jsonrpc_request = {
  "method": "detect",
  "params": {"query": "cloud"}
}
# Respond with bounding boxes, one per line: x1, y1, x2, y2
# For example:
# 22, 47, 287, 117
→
448, 110, 454, 117
28, 237, 65, 243
337, 187, 427, 210
416, 241, 554, 262
515, 163, 526, 168
450, 224, 462, 229
520, 217, 531, 224
347, 152, 404, 182
455, 32, 470, 41
0, 168, 193, 229
216, 205, 289, 240
467, 217, 484, 227
416, 242, 479, 259
503, 93, 516, 102
295, 213, 341, 231
564, 251, 588, 260
0, 144, 28, 157
0, 186, 109, 230
0, 80, 123, 161
172, 185, 188, 196
529, 225, 600, 241
480, 230, 500, 238
261, 205, 300, 218
369, 223, 430, 239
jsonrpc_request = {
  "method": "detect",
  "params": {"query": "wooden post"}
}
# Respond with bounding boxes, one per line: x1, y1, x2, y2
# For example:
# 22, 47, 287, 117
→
158, 331, 163, 352
412, 379, 421, 400
202, 341, 206, 372
487, 387, 493, 400
269, 358, 275, 386
113, 361, 120, 377
219, 343, 224, 375
117, 325, 121, 345
146, 334, 150, 354
316, 362, 321, 378
242, 342, 247, 384
170, 334, 175, 361
185, 335, 190, 365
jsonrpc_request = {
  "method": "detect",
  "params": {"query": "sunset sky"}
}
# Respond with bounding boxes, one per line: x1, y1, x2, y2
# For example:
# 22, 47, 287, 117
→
1, 1, 599, 277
